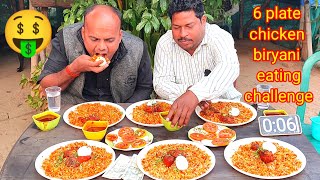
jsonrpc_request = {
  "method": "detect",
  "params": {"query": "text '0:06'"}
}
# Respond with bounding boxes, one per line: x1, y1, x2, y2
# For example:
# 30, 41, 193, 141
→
258, 115, 302, 136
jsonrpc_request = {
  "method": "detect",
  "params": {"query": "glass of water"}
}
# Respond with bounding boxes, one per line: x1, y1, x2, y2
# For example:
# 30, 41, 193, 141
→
45, 86, 61, 112
256, 84, 272, 109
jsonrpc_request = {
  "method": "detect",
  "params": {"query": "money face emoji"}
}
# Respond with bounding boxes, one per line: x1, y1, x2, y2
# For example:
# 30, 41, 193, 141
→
5, 10, 52, 58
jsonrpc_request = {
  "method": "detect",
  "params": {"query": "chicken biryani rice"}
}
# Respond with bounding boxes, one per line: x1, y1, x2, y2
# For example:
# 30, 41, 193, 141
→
231, 141, 302, 176
200, 101, 253, 124
132, 102, 171, 124
68, 103, 123, 127
142, 144, 211, 179
42, 142, 113, 179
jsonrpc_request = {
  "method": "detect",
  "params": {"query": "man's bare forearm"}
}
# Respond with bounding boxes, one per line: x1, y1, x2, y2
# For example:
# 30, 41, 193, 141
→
40, 68, 76, 91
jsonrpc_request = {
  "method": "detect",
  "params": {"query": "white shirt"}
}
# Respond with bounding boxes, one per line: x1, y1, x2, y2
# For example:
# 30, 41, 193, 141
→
153, 23, 242, 102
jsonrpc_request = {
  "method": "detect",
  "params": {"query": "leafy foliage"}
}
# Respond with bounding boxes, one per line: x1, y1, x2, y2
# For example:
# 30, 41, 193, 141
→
58, 0, 240, 64
20, 59, 47, 111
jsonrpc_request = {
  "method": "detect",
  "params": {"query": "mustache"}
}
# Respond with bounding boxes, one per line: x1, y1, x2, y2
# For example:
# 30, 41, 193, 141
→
178, 37, 192, 42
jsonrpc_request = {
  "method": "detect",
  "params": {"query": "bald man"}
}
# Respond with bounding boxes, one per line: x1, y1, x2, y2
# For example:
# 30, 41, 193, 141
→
39, 5, 153, 104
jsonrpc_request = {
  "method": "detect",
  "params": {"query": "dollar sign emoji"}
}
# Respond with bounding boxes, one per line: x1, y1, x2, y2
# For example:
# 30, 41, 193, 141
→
17, 22, 23, 35
25, 43, 31, 55
33, 22, 39, 35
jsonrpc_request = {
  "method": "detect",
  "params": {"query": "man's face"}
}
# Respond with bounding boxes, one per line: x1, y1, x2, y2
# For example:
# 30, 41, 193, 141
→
81, 13, 122, 60
171, 10, 206, 55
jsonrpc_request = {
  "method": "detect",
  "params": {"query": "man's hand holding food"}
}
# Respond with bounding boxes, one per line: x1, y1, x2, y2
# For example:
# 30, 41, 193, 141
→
68, 54, 110, 74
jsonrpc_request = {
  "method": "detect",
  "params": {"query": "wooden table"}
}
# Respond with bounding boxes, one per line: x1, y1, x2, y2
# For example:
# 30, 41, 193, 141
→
1, 103, 320, 179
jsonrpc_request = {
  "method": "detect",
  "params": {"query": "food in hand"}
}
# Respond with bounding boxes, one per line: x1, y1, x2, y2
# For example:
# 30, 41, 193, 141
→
91, 55, 110, 67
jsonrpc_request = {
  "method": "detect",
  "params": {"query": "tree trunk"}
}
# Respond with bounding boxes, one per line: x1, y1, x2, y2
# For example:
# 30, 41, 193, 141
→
30, 0, 73, 8
18, 0, 24, 10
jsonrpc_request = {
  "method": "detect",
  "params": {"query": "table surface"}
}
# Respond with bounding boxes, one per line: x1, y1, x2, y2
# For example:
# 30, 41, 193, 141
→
1, 103, 320, 180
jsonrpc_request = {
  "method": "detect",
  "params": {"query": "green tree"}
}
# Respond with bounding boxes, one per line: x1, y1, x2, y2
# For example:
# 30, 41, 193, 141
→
59, 0, 240, 64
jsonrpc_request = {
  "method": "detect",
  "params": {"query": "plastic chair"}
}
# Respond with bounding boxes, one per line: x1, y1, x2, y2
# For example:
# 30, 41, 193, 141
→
296, 51, 320, 154
296, 51, 320, 122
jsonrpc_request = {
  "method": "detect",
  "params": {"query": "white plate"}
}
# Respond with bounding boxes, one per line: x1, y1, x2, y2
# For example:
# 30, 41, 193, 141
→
137, 139, 216, 180
188, 124, 236, 147
105, 127, 153, 151
195, 99, 257, 127
63, 101, 126, 129
125, 99, 173, 127
224, 137, 306, 179
35, 140, 116, 180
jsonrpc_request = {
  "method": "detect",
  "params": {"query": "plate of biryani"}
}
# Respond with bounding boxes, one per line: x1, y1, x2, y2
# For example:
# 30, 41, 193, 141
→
63, 101, 126, 129
137, 139, 216, 180
105, 126, 153, 151
188, 122, 236, 147
35, 140, 115, 180
125, 99, 172, 127
195, 99, 257, 127
224, 137, 306, 179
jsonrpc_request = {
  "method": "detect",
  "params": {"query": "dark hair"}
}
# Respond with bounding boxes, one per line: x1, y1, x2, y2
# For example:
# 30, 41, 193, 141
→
84, 4, 122, 25
168, 0, 204, 20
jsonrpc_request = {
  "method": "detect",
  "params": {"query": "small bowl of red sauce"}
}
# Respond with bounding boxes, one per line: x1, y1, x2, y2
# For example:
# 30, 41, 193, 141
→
32, 111, 61, 131
263, 110, 288, 116
82, 121, 108, 141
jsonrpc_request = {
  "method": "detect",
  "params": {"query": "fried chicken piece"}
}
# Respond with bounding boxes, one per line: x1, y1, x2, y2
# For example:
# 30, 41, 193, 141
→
250, 141, 260, 151
221, 115, 236, 124
258, 150, 275, 163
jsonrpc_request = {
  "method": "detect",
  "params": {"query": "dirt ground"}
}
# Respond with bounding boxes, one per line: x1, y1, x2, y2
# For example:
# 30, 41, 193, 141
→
0, 40, 319, 170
